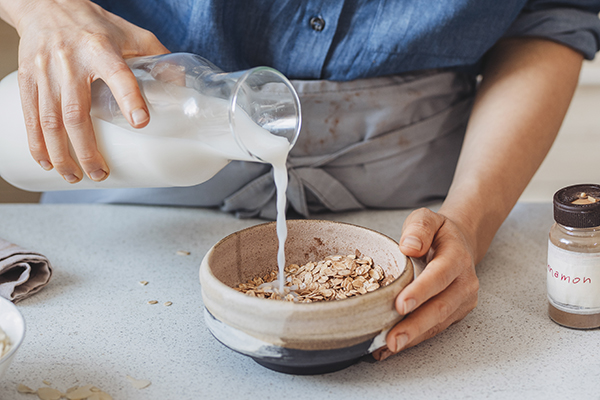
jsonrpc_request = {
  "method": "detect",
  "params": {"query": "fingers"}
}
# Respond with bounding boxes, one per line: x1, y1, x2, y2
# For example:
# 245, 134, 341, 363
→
385, 277, 478, 353
397, 214, 474, 310
371, 346, 393, 362
132, 29, 171, 56
92, 43, 150, 129
373, 208, 479, 361
18, 70, 52, 172
13, 0, 171, 184
396, 208, 461, 315
61, 72, 109, 182
20, 53, 111, 183
36, 64, 84, 183
399, 208, 446, 258
19, 44, 149, 183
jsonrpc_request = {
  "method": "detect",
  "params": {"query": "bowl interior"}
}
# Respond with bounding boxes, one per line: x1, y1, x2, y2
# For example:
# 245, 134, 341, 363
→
209, 219, 406, 289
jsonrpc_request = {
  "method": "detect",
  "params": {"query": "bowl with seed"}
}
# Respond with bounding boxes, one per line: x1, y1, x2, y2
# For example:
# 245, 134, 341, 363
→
0, 296, 25, 379
199, 219, 414, 375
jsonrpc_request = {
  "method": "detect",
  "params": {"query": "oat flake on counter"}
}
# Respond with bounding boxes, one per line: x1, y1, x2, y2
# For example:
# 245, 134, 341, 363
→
126, 375, 151, 389
16, 383, 114, 400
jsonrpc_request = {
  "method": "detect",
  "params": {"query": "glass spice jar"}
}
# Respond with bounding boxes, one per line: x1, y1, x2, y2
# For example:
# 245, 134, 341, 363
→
547, 184, 600, 329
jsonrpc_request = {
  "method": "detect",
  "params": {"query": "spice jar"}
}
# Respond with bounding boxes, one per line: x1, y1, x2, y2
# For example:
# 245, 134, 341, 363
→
547, 184, 600, 329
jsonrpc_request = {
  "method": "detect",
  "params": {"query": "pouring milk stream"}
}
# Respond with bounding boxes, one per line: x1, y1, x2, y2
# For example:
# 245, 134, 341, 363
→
0, 53, 301, 294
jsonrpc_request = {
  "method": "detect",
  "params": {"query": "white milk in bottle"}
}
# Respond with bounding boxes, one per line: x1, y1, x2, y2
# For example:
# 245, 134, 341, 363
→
0, 56, 300, 295
0, 72, 293, 192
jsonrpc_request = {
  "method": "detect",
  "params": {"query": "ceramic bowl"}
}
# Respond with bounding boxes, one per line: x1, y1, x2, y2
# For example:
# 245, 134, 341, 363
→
199, 219, 413, 375
0, 296, 25, 379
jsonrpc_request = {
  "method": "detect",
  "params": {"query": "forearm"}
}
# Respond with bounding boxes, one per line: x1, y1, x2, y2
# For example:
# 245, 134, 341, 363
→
0, 1, 95, 34
439, 37, 583, 263
0, 0, 35, 29
0, 2, 16, 27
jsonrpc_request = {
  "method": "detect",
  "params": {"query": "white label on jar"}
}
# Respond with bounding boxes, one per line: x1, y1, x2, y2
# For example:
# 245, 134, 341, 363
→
547, 240, 600, 311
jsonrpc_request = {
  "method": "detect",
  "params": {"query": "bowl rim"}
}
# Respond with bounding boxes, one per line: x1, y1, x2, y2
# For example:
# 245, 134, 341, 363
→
200, 218, 413, 309
0, 296, 26, 365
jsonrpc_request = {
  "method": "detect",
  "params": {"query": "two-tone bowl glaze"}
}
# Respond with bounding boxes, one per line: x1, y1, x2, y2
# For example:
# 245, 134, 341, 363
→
199, 219, 413, 374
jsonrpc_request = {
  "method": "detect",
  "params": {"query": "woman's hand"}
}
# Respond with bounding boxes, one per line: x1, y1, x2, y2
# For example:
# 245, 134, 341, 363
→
373, 37, 583, 362
3, 0, 169, 183
374, 208, 479, 361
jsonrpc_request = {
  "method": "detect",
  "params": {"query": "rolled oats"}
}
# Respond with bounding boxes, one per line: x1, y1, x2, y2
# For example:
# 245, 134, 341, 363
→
18, 383, 114, 399
235, 254, 395, 303
36, 387, 63, 400
0, 326, 12, 359
64, 385, 95, 400
126, 375, 151, 389
17, 384, 36, 394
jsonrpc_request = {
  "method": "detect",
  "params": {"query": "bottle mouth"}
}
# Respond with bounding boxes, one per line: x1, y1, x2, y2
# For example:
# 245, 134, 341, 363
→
229, 67, 301, 162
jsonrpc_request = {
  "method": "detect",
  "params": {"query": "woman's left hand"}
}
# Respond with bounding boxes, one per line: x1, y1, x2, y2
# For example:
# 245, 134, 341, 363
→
373, 207, 480, 360
373, 37, 584, 362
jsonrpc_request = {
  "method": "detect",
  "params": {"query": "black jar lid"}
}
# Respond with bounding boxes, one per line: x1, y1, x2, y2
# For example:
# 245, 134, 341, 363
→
553, 184, 600, 228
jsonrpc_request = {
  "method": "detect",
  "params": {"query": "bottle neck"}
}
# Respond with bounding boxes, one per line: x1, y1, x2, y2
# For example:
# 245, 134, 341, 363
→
555, 223, 600, 236
551, 223, 600, 252
229, 66, 301, 162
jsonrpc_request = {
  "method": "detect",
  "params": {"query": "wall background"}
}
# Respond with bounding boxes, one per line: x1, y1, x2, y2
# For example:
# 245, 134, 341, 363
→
0, 20, 40, 203
1, 19, 599, 204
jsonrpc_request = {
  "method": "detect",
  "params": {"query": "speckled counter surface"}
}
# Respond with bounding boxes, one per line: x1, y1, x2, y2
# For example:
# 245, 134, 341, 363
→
0, 203, 597, 399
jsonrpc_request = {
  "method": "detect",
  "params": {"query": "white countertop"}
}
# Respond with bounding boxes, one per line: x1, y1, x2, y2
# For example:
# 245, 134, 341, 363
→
0, 203, 597, 399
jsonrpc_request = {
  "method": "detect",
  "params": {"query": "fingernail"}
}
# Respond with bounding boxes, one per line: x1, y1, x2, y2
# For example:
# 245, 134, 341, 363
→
39, 160, 53, 171
395, 334, 409, 352
402, 236, 422, 251
378, 349, 393, 361
89, 169, 107, 182
62, 174, 80, 184
131, 108, 149, 126
403, 298, 417, 314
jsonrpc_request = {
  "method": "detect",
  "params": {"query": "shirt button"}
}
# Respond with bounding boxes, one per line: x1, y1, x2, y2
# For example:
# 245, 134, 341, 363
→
309, 16, 325, 32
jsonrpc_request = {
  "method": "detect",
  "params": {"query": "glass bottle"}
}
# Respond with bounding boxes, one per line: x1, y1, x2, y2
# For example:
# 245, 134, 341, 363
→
0, 53, 301, 191
547, 184, 600, 329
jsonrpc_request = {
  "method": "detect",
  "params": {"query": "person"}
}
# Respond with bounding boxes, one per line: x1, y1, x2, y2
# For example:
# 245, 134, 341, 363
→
1, 0, 599, 361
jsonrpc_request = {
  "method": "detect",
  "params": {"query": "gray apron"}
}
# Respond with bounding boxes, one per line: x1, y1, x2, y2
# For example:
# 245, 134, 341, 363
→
41, 69, 476, 219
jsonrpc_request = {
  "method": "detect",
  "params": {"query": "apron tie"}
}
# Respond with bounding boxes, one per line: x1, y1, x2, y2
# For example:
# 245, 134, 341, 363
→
220, 96, 473, 219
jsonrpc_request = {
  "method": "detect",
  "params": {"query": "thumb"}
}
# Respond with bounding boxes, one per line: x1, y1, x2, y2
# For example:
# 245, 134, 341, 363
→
399, 208, 446, 258
124, 25, 171, 58
138, 36, 171, 56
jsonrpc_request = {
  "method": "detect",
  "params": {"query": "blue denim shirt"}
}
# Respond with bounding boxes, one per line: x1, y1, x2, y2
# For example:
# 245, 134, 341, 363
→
93, 0, 600, 80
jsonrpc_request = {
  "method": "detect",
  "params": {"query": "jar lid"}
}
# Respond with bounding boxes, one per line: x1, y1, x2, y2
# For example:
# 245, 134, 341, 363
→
553, 184, 600, 228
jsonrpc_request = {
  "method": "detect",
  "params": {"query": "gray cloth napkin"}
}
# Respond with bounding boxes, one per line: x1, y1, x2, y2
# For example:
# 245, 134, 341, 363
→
0, 238, 53, 302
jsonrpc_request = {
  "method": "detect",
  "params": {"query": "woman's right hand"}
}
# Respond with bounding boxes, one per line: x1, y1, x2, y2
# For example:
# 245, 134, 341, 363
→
2, 0, 169, 183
